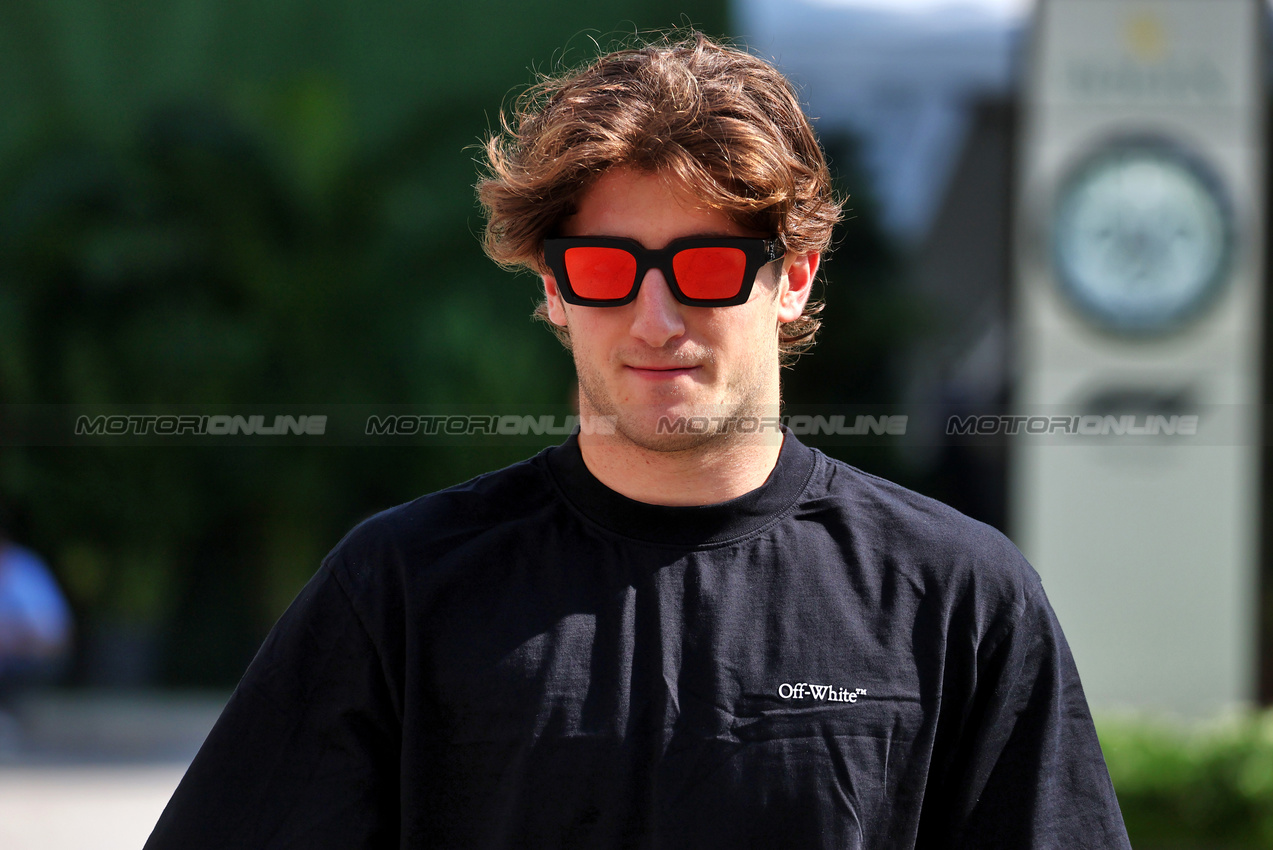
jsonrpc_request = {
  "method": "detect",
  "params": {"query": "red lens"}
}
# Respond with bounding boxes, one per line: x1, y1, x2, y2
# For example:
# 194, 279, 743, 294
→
672, 247, 747, 300
563, 246, 637, 300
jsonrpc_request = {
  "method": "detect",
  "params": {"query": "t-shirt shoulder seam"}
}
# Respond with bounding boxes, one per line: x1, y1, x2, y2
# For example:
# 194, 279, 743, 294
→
978, 568, 1041, 661
324, 559, 403, 723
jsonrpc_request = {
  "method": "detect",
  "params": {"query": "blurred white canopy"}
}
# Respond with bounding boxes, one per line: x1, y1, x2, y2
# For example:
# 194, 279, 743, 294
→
802, 0, 1031, 20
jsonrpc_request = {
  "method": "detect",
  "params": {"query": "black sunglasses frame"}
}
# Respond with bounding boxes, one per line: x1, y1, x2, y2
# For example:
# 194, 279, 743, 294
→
543, 236, 785, 307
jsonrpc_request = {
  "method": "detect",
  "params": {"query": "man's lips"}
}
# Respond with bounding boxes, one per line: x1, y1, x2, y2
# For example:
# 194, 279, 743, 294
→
624, 364, 699, 377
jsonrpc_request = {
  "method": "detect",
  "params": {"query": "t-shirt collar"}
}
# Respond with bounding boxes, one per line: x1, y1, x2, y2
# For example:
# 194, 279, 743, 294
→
544, 429, 816, 546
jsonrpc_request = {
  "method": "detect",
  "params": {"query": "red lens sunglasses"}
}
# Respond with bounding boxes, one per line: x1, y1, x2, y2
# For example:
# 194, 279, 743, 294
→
543, 236, 785, 307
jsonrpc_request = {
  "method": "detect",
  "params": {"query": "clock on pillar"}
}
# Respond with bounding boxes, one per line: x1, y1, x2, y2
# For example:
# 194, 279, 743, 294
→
1051, 137, 1234, 334
1013, 0, 1265, 714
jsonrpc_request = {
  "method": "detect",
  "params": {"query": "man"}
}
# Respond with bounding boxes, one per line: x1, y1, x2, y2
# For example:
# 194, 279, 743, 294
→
147, 33, 1130, 848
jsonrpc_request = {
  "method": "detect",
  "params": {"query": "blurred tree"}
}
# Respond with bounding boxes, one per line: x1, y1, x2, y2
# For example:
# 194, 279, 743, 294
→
0, 0, 730, 685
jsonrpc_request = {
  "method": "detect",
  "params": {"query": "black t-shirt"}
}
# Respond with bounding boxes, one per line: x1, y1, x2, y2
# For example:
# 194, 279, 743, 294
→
146, 433, 1130, 848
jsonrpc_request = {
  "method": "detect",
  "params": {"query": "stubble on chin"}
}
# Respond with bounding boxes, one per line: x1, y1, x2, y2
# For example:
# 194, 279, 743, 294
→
574, 362, 780, 456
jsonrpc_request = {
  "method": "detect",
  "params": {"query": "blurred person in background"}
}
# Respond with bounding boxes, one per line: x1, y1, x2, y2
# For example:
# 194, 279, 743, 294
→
0, 514, 73, 729
146, 31, 1129, 848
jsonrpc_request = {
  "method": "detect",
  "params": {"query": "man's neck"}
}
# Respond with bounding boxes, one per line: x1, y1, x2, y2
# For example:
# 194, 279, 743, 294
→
577, 428, 784, 506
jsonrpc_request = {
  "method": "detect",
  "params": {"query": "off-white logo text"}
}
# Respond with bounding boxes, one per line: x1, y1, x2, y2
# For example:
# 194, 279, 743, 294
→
778, 682, 867, 703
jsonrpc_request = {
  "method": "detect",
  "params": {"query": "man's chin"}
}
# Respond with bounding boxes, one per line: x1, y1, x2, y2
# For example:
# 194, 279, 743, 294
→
596, 405, 784, 454
613, 424, 719, 454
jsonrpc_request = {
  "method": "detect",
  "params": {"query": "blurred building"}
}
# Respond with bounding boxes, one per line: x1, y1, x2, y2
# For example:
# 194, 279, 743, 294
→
735, 0, 1027, 528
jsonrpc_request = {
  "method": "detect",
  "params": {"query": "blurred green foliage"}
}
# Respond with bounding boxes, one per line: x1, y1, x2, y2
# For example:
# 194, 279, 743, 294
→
0, 0, 739, 685
1099, 711, 1273, 848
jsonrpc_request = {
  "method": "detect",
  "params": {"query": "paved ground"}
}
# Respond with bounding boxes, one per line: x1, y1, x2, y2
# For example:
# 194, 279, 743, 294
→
0, 763, 189, 850
0, 691, 226, 850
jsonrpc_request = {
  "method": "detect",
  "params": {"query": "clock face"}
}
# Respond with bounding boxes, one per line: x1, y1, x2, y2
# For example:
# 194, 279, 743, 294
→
1050, 141, 1233, 333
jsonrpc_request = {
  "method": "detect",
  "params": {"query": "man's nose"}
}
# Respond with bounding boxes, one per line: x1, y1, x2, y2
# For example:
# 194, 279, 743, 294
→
628, 269, 686, 347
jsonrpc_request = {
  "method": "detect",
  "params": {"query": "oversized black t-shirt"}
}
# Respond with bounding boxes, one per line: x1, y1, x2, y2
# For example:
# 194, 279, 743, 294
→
147, 433, 1130, 848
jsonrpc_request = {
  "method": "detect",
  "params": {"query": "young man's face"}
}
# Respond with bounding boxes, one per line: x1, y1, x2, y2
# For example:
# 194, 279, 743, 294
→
543, 166, 817, 453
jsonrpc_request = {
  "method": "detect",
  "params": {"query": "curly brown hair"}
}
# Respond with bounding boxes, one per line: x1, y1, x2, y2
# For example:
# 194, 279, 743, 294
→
477, 31, 842, 357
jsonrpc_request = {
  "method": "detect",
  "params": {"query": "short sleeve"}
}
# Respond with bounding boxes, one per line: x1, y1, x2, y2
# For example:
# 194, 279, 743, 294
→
923, 578, 1131, 849
145, 563, 402, 849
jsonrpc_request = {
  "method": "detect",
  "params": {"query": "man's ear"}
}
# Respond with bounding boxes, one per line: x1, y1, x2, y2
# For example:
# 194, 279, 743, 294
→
543, 275, 569, 327
777, 252, 819, 323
